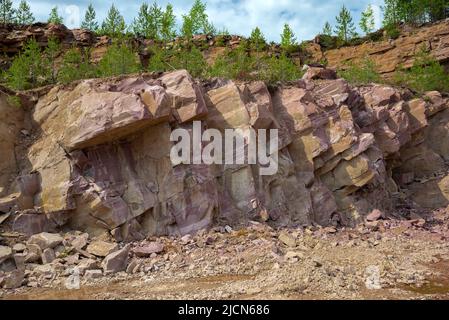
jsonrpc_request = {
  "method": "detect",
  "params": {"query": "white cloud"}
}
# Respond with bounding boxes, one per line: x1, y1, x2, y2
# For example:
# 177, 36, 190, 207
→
21, 0, 386, 41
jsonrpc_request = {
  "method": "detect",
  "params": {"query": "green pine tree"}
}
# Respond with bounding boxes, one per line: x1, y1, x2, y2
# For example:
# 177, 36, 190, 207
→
132, 2, 164, 39
360, 4, 375, 35
181, 15, 194, 40
131, 3, 150, 37
171, 45, 206, 78
426, 0, 449, 22
335, 5, 357, 43
97, 42, 140, 77
147, 2, 163, 38
203, 20, 216, 35
81, 3, 99, 32
250, 27, 266, 53
101, 4, 126, 37
5, 38, 45, 89
58, 48, 94, 84
190, 0, 207, 34
161, 3, 177, 43
43, 37, 61, 84
15, 0, 34, 25
250, 27, 266, 72
322, 21, 333, 36
264, 53, 301, 84
0, 0, 15, 26
183, 0, 212, 35
280, 23, 297, 52
48, 6, 63, 24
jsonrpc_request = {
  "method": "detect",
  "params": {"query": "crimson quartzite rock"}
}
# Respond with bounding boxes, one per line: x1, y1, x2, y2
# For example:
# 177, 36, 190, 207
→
0, 67, 448, 238
0, 246, 12, 264
366, 209, 384, 222
84, 269, 103, 280
101, 245, 130, 274
132, 242, 164, 257
41, 248, 56, 264
27, 233, 63, 250
2, 270, 24, 289
87, 240, 119, 258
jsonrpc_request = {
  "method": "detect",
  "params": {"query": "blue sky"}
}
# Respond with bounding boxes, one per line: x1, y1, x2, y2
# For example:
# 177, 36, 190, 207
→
19, 0, 386, 41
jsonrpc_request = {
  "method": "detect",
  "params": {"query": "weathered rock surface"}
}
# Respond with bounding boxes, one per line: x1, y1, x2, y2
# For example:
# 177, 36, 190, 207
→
0, 246, 12, 263
0, 92, 24, 199
102, 245, 130, 274
0, 23, 95, 70
306, 19, 449, 78
133, 242, 164, 257
0, 67, 448, 241
86, 240, 118, 257
27, 233, 63, 250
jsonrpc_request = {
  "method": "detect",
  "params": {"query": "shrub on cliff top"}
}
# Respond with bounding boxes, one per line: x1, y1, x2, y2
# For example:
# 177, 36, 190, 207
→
97, 42, 141, 77
338, 57, 382, 85
208, 42, 255, 80
171, 46, 207, 78
261, 53, 302, 84
3, 38, 46, 90
394, 48, 449, 93
58, 48, 95, 84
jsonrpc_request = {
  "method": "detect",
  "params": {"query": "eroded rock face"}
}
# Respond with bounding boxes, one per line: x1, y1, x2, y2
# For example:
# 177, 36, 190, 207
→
1, 68, 448, 239
0, 92, 24, 199
306, 19, 449, 78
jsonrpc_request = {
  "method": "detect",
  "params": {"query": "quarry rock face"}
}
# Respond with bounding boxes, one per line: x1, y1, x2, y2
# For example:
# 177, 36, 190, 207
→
308, 19, 449, 78
0, 68, 448, 240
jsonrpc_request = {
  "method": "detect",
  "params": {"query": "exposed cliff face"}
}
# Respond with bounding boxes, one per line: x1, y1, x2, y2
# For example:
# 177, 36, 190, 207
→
1, 68, 448, 240
306, 19, 449, 77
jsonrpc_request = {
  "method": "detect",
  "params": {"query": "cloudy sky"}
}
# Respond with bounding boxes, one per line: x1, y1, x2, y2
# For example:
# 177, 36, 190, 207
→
19, 0, 385, 41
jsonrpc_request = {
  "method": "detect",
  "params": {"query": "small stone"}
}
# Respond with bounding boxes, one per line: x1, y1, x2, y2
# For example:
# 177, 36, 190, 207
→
411, 219, 426, 228
278, 232, 296, 247
102, 245, 130, 274
13, 253, 26, 271
33, 264, 55, 280
110, 228, 123, 242
246, 287, 262, 295
84, 269, 103, 280
324, 227, 337, 234
12, 243, 26, 253
313, 258, 323, 268
133, 242, 164, 257
54, 245, 66, 258
0, 258, 16, 272
126, 259, 139, 274
25, 244, 42, 263
205, 237, 214, 245
366, 209, 384, 222
71, 233, 89, 250
285, 251, 304, 260
259, 209, 270, 222
64, 253, 80, 265
77, 259, 98, 275
2, 270, 25, 289
224, 225, 233, 233
180, 234, 192, 243
87, 240, 119, 257
27, 232, 63, 250
41, 248, 56, 264
0, 246, 12, 263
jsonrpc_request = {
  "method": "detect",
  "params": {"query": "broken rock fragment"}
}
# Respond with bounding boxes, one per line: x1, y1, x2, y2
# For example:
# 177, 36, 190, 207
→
101, 245, 130, 274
